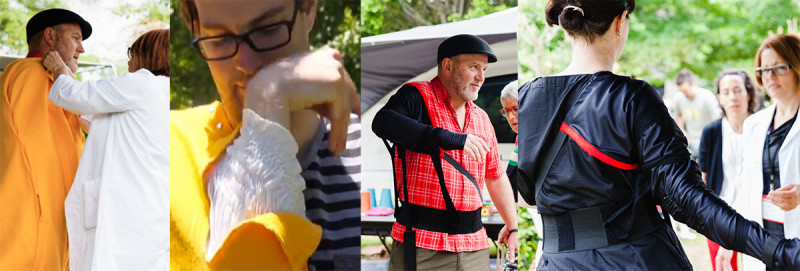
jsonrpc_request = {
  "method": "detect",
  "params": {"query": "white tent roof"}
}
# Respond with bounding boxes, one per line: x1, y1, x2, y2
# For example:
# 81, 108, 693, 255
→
362, 7, 517, 45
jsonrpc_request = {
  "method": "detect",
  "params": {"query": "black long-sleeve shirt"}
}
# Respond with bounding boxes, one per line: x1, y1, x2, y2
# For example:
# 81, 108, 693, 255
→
372, 85, 466, 151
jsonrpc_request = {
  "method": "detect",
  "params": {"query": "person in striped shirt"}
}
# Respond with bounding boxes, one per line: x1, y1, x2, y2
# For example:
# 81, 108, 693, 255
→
170, 0, 361, 270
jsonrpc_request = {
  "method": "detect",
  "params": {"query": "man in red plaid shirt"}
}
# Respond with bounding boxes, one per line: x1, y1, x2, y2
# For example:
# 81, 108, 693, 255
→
374, 34, 518, 271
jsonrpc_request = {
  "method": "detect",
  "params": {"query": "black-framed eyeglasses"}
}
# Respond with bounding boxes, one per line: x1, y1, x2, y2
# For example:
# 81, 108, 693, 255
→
127, 47, 132, 59
191, 3, 300, 61
755, 64, 791, 79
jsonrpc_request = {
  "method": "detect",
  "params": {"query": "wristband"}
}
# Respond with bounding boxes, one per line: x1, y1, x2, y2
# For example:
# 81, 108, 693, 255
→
507, 228, 518, 234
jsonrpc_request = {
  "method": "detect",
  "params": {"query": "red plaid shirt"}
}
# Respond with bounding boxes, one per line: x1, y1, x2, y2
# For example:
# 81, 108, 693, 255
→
391, 77, 503, 252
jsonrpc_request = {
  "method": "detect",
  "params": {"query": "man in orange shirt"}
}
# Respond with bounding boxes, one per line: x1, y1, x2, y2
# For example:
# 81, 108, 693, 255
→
0, 9, 91, 270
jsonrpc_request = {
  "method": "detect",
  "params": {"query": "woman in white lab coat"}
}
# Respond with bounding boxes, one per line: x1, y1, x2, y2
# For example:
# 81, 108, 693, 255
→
42, 29, 169, 270
733, 34, 800, 271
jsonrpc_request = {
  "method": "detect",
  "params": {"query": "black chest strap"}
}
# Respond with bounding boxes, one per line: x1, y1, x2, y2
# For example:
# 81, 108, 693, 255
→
382, 139, 484, 270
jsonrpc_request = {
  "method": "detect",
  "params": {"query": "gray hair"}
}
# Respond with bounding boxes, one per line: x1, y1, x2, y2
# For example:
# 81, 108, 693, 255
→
500, 80, 518, 100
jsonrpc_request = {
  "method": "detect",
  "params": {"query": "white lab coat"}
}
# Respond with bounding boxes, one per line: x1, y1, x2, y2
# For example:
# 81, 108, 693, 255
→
732, 104, 800, 270
50, 69, 169, 271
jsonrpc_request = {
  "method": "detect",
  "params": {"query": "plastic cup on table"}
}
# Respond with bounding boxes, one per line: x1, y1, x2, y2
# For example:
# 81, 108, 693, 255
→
368, 188, 377, 208
379, 188, 393, 209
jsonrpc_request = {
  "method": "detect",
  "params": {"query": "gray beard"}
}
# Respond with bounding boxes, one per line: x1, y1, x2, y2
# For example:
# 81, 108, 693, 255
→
449, 73, 478, 102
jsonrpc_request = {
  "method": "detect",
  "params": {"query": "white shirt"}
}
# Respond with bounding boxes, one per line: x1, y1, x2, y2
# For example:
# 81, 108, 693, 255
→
719, 117, 744, 204
50, 69, 169, 271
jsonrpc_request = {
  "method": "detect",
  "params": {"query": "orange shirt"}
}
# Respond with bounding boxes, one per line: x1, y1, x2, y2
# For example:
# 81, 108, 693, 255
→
0, 58, 84, 270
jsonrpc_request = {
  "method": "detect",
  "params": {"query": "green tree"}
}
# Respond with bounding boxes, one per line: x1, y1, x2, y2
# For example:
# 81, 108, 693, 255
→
170, 0, 361, 109
361, 0, 518, 37
519, 0, 800, 89
0, 0, 64, 54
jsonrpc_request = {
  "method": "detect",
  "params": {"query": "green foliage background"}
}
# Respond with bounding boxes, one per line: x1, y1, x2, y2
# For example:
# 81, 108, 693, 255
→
0, 0, 64, 55
362, 0, 518, 37
169, 0, 361, 109
519, 0, 800, 89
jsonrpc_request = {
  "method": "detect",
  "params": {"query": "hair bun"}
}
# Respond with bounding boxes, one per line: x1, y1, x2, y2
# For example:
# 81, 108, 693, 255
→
558, 5, 585, 32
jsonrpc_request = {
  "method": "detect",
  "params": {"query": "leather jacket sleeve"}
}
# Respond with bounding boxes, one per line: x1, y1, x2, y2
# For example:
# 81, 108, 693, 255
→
372, 85, 466, 151
634, 84, 800, 269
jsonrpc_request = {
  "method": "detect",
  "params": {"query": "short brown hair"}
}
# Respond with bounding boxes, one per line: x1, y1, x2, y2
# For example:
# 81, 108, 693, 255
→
754, 34, 800, 86
676, 68, 695, 86
130, 29, 169, 76
179, 0, 314, 36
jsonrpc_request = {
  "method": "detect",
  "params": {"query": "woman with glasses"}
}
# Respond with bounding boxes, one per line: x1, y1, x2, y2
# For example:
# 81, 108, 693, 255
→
697, 69, 758, 271
42, 29, 169, 270
499, 80, 520, 201
516, 0, 799, 269
733, 34, 800, 271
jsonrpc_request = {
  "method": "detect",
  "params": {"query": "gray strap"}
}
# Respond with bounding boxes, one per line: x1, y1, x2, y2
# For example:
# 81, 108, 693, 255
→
532, 75, 591, 201
534, 132, 567, 198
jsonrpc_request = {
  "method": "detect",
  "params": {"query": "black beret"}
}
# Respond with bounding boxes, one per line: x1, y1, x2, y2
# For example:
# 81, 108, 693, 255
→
437, 34, 497, 64
26, 8, 92, 44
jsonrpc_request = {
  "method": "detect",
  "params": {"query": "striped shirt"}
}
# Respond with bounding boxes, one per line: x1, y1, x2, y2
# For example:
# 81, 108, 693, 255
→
301, 113, 361, 270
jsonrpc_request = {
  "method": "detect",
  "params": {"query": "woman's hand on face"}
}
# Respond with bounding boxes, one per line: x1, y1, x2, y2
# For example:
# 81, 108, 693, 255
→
245, 47, 359, 155
42, 51, 73, 79
768, 184, 800, 211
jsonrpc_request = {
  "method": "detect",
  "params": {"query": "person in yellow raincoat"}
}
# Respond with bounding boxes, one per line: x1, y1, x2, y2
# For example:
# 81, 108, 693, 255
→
0, 9, 91, 270
171, 0, 361, 270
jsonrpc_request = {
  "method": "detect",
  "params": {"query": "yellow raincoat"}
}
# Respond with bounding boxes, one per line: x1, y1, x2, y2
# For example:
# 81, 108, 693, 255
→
0, 57, 84, 270
170, 102, 321, 270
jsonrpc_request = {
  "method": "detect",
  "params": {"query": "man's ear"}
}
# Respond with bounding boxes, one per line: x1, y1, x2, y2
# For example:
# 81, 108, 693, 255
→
303, 0, 317, 34
43, 27, 57, 47
445, 58, 456, 73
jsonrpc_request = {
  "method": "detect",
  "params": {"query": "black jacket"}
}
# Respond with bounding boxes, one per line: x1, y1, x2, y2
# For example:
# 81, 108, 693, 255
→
517, 72, 799, 270
698, 119, 724, 195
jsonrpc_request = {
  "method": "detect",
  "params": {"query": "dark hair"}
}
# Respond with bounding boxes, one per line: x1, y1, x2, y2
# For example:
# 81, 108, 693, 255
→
676, 68, 695, 86
545, 0, 635, 43
130, 29, 169, 76
179, 0, 314, 36
714, 69, 758, 116
754, 34, 800, 86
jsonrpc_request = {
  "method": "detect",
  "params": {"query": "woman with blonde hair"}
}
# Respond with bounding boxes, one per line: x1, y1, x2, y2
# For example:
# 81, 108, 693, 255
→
43, 29, 170, 270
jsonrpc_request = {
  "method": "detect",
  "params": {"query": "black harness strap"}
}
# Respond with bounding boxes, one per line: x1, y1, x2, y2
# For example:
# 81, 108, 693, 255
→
443, 153, 484, 203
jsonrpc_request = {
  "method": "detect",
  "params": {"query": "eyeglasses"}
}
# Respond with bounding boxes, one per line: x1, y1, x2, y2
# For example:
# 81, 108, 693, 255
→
755, 64, 791, 79
499, 106, 518, 118
127, 47, 132, 59
192, 3, 299, 61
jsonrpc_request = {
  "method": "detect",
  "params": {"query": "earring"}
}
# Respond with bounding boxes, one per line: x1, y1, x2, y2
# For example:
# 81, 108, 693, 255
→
616, 28, 621, 36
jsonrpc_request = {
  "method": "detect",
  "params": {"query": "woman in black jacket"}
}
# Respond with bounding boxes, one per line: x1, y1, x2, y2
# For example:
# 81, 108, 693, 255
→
516, 0, 799, 269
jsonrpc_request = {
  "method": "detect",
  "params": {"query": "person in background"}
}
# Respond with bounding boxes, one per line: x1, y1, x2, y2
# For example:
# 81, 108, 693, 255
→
733, 33, 800, 271
674, 68, 723, 157
698, 69, 759, 271
0, 9, 90, 270
500, 80, 519, 201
